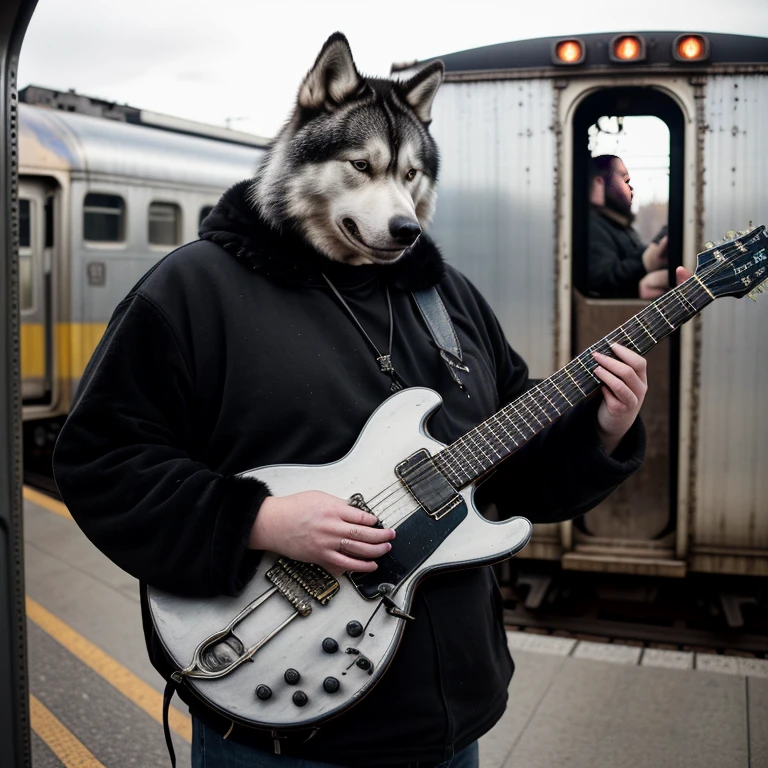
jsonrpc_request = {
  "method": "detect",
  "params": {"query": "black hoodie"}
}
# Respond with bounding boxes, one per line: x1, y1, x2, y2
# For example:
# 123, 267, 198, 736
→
53, 180, 645, 765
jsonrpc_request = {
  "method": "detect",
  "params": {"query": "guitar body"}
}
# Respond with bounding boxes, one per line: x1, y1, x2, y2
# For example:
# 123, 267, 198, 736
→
148, 387, 533, 729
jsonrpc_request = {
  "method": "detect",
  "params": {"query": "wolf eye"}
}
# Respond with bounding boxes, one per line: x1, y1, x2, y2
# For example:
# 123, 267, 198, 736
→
351, 160, 369, 172
406, 168, 418, 181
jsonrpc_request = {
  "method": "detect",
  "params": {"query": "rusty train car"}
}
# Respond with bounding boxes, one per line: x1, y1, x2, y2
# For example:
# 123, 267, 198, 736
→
395, 31, 768, 580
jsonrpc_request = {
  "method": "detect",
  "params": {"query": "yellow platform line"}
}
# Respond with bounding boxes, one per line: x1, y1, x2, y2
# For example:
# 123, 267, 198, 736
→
30, 694, 106, 767
26, 596, 192, 743
23, 485, 72, 520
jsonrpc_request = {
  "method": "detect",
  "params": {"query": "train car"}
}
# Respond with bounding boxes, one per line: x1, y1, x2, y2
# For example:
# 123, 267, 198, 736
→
394, 32, 768, 580
18, 86, 267, 465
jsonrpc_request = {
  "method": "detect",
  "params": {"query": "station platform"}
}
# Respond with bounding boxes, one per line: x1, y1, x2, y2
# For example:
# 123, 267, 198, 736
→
21, 488, 768, 768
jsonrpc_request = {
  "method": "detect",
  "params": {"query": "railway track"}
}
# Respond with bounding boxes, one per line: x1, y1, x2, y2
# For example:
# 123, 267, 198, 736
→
501, 565, 768, 656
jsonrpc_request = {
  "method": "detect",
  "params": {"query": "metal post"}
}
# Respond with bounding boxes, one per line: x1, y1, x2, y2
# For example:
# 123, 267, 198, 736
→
0, 2, 38, 766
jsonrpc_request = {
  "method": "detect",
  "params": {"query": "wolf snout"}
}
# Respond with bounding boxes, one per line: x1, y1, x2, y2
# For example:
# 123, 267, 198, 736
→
389, 216, 422, 247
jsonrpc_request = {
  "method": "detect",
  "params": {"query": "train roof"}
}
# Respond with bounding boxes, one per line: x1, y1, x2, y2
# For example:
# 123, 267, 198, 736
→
392, 31, 768, 74
19, 100, 266, 189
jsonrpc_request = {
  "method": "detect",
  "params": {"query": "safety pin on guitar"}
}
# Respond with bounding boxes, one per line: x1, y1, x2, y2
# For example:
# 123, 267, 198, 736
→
173, 585, 303, 681
172, 558, 341, 682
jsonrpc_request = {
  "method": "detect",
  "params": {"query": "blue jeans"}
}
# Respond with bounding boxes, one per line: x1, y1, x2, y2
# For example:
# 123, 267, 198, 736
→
191, 716, 480, 768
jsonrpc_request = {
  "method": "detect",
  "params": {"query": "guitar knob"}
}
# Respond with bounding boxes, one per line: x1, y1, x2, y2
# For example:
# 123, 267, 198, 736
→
322, 637, 339, 654
346, 621, 363, 638
255, 684, 272, 701
292, 691, 308, 707
323, 677, 340, 693
284, 668, 301, 685
356, 657, 372, 671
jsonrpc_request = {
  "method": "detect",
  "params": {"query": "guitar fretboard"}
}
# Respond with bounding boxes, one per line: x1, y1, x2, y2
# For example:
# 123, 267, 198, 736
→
432, 276, 714, 488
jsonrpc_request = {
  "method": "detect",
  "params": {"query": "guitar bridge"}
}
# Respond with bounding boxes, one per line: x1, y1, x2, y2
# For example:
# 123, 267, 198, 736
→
266, 558, 340, 614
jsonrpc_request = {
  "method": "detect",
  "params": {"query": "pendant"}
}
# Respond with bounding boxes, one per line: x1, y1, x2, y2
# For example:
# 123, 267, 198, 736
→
377, 355, 394, 374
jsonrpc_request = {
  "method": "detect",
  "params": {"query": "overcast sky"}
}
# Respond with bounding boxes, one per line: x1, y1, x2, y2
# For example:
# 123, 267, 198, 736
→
18, 0, 768, 139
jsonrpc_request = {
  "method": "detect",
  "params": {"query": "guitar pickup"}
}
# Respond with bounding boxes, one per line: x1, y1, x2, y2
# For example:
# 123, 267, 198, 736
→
395, 449, 462, 519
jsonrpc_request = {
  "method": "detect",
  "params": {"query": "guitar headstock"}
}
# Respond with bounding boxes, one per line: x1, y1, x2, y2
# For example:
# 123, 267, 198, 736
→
695, 225, 768, 299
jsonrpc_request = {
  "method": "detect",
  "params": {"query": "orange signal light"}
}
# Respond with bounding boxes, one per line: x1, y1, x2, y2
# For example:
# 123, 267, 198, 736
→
612, 35, 644, 61
553, 39, 585, 65
674, 34, 709, 61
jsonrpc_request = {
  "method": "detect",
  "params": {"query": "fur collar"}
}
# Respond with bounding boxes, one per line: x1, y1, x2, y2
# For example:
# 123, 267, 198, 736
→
199, 180, 446, 290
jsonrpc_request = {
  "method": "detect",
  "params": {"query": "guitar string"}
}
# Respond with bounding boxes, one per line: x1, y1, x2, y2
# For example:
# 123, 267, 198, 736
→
369, 269, 710, 515
362, 238, 754, 530
370, 287, 750, 530
352, 236, 761, 530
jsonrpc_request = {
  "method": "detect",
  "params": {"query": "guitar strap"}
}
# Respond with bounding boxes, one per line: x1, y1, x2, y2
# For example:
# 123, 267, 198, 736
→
411, 286, 470, 394
162, 678, 178, 767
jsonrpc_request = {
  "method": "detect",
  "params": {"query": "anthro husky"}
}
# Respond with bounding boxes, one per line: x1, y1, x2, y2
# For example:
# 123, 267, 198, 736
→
250, 32, 444, 265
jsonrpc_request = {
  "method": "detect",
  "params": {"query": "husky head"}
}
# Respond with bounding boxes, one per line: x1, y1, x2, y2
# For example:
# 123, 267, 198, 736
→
251, 33, 444, 265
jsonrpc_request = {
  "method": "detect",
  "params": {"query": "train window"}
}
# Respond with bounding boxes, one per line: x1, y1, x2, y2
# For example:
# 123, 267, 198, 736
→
19, 199, 31, 248
83, 193, 125, 242
149, 202, 181, 246
577, 115, 670, 299
19, 199, 33, 310
199, 206, 214, 227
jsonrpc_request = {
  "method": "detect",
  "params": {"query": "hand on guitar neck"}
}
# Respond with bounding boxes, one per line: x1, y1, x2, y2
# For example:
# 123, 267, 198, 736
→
248, 490, 397, 576
592, 266, 692, 456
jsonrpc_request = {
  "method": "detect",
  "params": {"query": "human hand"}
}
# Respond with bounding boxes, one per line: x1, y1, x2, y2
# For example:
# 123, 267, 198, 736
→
248, 490, 396, 575
591, 344, 647, 456
642, 235, 668, 272
638, 268, 669, 299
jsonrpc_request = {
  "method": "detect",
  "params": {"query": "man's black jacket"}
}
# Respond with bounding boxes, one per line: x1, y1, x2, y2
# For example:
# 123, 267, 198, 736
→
53, 180, 645, 765
587, 206, 647, 298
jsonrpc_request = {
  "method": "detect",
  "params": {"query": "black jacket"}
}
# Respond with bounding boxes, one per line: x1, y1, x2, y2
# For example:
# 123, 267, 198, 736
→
587, 206, 647, 298
53, 180, 645, 765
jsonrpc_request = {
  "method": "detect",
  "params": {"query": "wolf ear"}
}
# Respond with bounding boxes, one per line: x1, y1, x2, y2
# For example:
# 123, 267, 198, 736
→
298, 32, 363, 110
400, 61, 445, 123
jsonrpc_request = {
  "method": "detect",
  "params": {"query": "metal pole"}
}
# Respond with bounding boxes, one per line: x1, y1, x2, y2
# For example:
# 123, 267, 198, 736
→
0, 2, 38, 766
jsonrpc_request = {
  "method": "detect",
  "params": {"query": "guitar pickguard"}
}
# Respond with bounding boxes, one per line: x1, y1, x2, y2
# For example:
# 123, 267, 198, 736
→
349, 498, 468, 599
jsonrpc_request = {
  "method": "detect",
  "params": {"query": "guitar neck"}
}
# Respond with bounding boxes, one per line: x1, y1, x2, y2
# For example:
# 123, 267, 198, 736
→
432, 276, 715, 488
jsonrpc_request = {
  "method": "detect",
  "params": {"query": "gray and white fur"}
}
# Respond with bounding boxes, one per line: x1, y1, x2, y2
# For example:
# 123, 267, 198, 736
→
250, 32, 444, 265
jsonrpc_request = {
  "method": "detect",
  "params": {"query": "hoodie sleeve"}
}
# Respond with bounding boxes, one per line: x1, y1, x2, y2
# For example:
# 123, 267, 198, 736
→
53, 292, 270, 597
467, 284, 646, 524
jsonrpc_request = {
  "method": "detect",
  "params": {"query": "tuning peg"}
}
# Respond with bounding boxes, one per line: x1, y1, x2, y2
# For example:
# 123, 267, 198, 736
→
724, 230, 737, 241
704, 240, 715, 249
747, 278, 768, 301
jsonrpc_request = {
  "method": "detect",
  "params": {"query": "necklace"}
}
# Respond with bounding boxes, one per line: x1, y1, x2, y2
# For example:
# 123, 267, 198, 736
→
321, 273, 405, 392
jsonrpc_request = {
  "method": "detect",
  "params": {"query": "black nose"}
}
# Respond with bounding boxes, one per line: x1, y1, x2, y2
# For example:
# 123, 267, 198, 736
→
389, 216, 421, 246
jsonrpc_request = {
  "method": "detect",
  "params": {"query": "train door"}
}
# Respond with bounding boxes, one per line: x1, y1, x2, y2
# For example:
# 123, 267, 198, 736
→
19, 178, 53, 405
562, 85, 691, 577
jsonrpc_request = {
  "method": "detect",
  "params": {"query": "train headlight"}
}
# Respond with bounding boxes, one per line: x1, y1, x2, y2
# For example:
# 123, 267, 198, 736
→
552, 39, 585, 65
610, 35, 646, 62
673, 34, 709, 62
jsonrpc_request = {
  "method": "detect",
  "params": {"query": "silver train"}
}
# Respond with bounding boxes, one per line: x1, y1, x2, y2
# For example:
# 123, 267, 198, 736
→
19, 85, 265, 453
20, 31, 768, 581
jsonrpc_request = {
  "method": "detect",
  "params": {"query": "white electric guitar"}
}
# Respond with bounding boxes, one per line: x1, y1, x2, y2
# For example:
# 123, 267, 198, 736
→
148, 226, 767, 730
